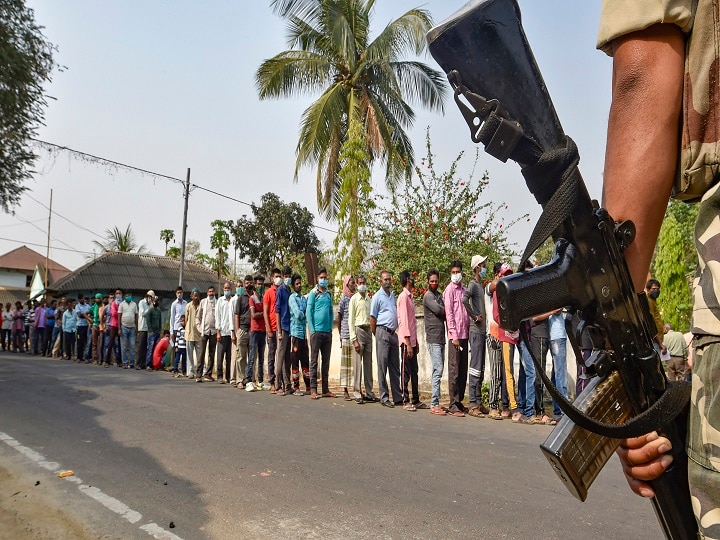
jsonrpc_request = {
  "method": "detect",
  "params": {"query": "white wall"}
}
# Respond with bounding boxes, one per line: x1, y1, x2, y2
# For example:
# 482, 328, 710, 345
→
0, 270, 28, 288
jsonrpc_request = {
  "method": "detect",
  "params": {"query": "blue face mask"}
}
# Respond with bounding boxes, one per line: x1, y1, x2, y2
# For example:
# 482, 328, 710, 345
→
236, 287, 244, 296
284, 277, 292, 286
479, 267, 488, 279
224, 290, 232, 298
318, 278, 328, 288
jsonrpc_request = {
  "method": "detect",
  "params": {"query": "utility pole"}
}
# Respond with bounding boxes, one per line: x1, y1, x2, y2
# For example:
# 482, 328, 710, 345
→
178, 168, 190, 288
44, 189, 53, 295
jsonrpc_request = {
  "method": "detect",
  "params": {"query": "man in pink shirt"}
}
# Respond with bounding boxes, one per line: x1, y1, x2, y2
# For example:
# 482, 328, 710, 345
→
442, 260, 470, 417
397, 271, 427, 412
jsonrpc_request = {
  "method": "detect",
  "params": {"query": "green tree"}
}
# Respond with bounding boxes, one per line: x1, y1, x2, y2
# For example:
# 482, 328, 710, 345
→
166, 246, 181, 259
1, 0, 58, 212
334, 102, 374, 275
366, 131, 527, 300
210, 219, 231, 280
651, 199, 699, 332
237, 192, 320, 275
92, 224, 147, 253
159, 229, 175, 255
256, 0, 446, 219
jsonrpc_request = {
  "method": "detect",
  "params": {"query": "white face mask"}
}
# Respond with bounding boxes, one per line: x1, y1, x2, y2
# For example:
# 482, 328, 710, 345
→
273, 277, 283, 287
451, 273, 463, 284
357, 284, 367, 294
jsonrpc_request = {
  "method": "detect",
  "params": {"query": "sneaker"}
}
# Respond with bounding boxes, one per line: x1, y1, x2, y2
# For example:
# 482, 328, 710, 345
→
245, 382, 255, 392
261, 382, 271, 391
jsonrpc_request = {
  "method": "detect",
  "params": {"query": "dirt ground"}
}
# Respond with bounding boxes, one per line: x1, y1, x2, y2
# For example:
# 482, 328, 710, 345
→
0, 464, 95, 540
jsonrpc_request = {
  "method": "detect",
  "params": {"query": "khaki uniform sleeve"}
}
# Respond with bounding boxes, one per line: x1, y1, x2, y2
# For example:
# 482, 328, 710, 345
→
597, 0, 694, 56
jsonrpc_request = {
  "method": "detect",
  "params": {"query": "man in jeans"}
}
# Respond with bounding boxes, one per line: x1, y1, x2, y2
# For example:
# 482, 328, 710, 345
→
423, 268, 446, 416
196, 286, 217, 382
370, 270, 402, 408
275, 266, 293, 395
247, 280, 267, 391
118, 293, 138, 368
307, 267, 334, 399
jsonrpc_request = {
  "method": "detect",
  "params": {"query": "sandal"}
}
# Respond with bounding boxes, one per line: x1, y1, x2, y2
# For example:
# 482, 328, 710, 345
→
512, 413, 533, 424
450, 409, 465, 417
487, 409, 503, 420
310, 392, 320, 399
501, 409, 511, 419
430, 405, 447, 416
541, 414, 558, 426
415, 402, 429, 410
403, 403, 417, 412
322, 392, 336, 398
467, 406, 485, 418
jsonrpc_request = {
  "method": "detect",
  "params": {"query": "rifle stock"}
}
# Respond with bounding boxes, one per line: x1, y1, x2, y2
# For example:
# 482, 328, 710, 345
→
428, 2, 696, 538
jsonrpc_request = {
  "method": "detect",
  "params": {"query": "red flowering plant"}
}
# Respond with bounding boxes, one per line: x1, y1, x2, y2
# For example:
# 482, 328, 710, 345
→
364, 130, 527, 301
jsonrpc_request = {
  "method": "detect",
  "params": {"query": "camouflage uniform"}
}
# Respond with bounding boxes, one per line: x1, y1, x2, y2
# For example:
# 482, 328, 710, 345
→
599, 1, 720, 537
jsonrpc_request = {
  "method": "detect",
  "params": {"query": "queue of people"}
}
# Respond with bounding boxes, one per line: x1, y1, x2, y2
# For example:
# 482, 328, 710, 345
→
5, 259, 576, 423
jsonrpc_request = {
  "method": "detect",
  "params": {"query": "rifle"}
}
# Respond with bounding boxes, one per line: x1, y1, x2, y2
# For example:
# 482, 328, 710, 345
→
427, 1, 696, 538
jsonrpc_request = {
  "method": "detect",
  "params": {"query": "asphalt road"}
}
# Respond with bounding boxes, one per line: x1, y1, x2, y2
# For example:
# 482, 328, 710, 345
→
0, 353, 662, 539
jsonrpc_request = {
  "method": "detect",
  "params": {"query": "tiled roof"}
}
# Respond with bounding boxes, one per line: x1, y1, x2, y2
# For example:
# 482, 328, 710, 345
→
0, 246, 70, 273
0, 287, 29, 306
48, 252, 230, 297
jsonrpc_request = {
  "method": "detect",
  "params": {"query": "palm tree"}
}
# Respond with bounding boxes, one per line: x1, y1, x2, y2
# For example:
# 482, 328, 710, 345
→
256, 0, 446, 219
93, 224, 147, 253
159, 229, 175, 255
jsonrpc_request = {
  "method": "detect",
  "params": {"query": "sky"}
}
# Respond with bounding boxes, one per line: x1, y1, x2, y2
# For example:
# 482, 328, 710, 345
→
10, 0, 611, 272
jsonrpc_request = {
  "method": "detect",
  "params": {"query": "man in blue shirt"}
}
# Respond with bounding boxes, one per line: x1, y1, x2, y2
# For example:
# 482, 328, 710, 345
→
75, 294, 91, 362
370, 270, 402, 408
306, 267, 334, 399
289, 273, 310, 395
275, 265, 293, 395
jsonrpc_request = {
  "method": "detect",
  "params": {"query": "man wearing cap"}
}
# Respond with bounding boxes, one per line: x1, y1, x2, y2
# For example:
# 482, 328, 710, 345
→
137, 290, 154, 369
463, 254, 489, 417
185, 288, 201, 379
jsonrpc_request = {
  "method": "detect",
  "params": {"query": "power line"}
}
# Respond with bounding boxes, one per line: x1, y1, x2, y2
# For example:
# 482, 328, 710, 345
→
24, 193, 106, 241
14, 214, 84, 254
0, 236, 95, 255
32, 138, 339, 235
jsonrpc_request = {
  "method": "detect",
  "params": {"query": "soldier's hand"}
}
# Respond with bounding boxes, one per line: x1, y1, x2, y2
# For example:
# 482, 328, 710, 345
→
616, 431, 673, 498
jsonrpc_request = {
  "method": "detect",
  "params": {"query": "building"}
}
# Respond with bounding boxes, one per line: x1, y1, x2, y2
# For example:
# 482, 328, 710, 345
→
47, 251, 229, 303
0, 246, 71, 306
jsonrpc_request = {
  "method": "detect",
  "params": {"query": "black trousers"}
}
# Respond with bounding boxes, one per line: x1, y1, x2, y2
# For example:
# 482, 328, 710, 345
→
309, 331, 332, 394
400, 343, 420, 404
199, 334, 217, 377
447, 339, 469, 412
137, 330, 148, 368
218, 335, 232, 381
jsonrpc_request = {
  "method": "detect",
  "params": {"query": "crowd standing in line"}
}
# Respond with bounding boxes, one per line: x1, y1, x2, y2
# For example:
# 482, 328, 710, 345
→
2, 259, 673, 426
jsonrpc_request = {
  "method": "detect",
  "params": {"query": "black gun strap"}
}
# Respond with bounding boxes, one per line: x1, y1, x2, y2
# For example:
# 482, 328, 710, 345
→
519, 325, 691, 439
518, 136, 580, 269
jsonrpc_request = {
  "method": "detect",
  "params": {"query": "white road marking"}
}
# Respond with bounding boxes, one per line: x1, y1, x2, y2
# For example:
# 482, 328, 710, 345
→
0, 430, 183, 539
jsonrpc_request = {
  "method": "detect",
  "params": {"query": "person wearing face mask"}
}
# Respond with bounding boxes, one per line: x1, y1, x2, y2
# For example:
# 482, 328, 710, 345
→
442, 260, 471, 417
170, 286, 187, 349
143, 296, 162, 370
117, 293, 139, 368
215, 281, 236, 384
233, 276, 253, 389
263, 268, 282, 393
463, 255, 489, 418
184, 288, 201, 379
108, 289, 123, 367
197, 286, 218, 381
370, 270, 402, 408
397, 270, 426, 412
274, 266, 294, 395
645, 278, 667, 356
306, 267, 335, 399
137, 290, 154, 370
247, 278, 268, 390
288, 274, 310, 395
337, 274, 356, 401
349, 274, 375, 404
424, 269, 446, 415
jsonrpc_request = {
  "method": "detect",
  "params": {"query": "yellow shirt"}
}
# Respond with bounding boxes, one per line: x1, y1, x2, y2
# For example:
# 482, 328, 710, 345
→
348, 291, 371, 342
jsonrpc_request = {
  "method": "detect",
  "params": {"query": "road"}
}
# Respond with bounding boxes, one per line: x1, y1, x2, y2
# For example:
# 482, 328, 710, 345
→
0, 353, 662, 539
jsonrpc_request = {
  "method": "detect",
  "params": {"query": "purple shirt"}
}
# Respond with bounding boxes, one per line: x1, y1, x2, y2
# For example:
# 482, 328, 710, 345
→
34, 306, 46, 329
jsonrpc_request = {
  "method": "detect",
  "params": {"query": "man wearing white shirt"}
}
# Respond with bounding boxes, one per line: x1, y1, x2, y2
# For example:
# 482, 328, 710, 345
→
215, 281, 236, 384
137, 290, 153, 369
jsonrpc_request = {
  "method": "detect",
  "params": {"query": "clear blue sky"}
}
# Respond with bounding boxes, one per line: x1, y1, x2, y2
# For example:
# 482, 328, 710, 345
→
11, 0, 611, 271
